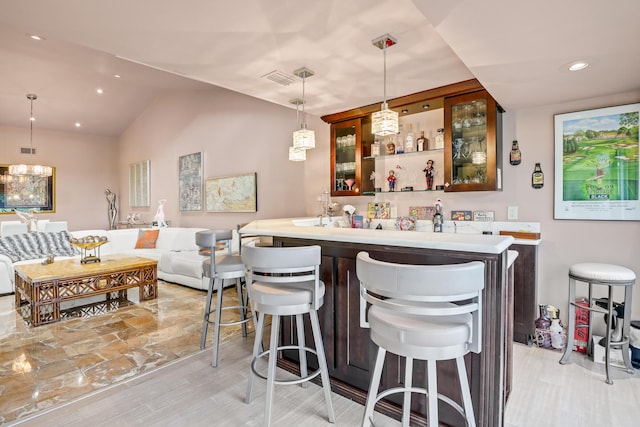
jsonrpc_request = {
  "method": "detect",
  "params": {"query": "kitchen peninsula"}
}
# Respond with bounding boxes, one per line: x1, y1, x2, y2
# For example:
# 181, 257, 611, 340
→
240, 218, 516, 427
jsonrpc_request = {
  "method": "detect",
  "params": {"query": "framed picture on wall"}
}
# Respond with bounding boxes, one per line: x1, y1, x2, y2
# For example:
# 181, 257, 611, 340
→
178, 152, 203, 212
205, 172, 257, 212
129, 160, 150, 207
554, 103, 639, 220
0, 165, 56, 213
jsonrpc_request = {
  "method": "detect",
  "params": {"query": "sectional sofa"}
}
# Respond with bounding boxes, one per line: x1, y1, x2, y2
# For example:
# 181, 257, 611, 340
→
0, 227, 239, 295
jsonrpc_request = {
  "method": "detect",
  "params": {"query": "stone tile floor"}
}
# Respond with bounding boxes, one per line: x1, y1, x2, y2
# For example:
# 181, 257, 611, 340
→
0, 281, 248, 425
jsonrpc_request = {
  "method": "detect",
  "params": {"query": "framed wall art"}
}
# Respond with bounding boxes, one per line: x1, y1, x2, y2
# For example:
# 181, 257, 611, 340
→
205, 172, 257, 213
0, 165, 56, 213
129, 160, 150, 207
554, 103, 639, 220
178, 152, 203, 212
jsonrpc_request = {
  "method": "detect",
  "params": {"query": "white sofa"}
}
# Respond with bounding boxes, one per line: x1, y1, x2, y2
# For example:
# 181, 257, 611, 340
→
0, 227, 241, 295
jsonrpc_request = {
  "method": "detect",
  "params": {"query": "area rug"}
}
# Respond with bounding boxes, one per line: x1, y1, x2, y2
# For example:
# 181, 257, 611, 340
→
0, 280, 251, 425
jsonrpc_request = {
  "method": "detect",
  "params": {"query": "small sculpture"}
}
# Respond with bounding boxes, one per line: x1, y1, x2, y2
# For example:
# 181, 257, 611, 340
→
105, 189, 118, 230
154, 199, 168, 227
15, 209, 37, 232
423, 159, 435, 190
387, 170, 397, 192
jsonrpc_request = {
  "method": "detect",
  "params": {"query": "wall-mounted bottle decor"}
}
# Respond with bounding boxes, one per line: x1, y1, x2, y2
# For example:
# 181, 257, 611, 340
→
510, 140, 521, 165
532, 162, 544, 188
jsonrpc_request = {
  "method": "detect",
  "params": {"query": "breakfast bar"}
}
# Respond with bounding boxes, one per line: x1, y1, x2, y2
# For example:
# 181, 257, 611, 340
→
241, 218, 516, 427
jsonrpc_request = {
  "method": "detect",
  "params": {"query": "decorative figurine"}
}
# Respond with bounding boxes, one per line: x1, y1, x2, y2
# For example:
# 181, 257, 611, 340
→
387, 170, 397, 192
423, 159, 435, 190
105, 189, 118, 230
154, 199, 168, 227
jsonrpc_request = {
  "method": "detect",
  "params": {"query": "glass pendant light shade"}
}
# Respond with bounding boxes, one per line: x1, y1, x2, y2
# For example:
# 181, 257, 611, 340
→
9, 164, 52, 176
289, 146, 306, 161
293, 126, 315, 149
8, 94, 53, 177
371, 34, 398, 137
371, 102, 399, 136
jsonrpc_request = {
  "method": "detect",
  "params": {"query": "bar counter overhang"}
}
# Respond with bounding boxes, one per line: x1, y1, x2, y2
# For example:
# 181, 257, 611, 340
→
240, 218, 516, 427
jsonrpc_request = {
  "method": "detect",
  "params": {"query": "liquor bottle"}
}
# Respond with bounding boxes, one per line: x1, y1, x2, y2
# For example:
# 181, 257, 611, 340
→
371, 136, 381, 157
404, 123, 415, 152
510, 140, 521, 165
532, 163, 544, 188
416, 130, 427, 152
434, 128, 445, 149
395, 124, 404, 154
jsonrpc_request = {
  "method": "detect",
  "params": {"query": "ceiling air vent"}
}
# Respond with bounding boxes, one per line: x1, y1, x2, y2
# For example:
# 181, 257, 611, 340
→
21, 147, 35, 154
262, 70, 296, 86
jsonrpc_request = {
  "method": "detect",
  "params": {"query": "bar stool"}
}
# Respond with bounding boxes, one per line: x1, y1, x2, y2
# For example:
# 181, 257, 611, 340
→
560, 262, 636, 384
242, 243, 335, 427
196, 229, 253, 368
356, 252, 485, 427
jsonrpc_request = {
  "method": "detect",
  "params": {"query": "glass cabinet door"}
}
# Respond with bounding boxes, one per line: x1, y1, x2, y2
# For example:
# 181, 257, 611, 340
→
444, 90, 501, 192
331, 118, 362, 196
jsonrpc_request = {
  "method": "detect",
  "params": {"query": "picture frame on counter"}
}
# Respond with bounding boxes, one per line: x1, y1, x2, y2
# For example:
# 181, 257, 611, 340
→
554, 103, 639, 221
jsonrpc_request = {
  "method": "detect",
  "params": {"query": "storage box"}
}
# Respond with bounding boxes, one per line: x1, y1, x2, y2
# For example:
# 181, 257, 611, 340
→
592, 335, 631, 368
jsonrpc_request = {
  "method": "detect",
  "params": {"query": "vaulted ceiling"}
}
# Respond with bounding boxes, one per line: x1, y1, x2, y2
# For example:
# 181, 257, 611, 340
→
0, 0, 638, 137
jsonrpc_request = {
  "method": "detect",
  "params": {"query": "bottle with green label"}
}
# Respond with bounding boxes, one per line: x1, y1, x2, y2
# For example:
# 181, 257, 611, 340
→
532, 163, 544, 188
510, 140, 521, 165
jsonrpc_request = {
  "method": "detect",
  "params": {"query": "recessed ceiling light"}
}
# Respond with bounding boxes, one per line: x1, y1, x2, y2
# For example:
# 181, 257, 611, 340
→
29, 34, 45, 41
75, 122, 81, 128
568, 61, 589, 71
401, 109, 409, 114
113, 74, 121, 78
96, 88, 104, 94
422, 104, 430, 109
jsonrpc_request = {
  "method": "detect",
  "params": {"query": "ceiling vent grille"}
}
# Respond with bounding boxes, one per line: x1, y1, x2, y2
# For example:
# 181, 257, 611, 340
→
21, 147, 35, 154
262, 70, 296, 86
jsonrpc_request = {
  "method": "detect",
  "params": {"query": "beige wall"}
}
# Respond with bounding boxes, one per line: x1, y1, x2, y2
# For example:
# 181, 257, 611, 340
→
1, 126, 118, 229
115, 87, 311, 230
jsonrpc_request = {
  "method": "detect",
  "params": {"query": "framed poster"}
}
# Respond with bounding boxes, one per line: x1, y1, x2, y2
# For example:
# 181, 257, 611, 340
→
205, 172, 257, 212
0, 165, 56, 213
178, 152, 203, 211
554, 103, 639, 220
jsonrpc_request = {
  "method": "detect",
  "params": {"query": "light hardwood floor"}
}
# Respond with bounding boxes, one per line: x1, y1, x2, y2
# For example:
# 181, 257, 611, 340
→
10, 332, 640, 427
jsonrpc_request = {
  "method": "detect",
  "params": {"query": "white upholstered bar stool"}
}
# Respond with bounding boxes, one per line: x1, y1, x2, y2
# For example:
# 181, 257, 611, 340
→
560, 262, 635, 384
242, 244, 335, 427
356, 252, 485, 427
196, 229, 253, 367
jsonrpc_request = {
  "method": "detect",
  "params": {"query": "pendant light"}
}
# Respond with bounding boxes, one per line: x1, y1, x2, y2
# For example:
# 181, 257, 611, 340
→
371, 34, 399, 137
8, 94, 53, 177
292, 67, 315, 150
288, 97, 307, 161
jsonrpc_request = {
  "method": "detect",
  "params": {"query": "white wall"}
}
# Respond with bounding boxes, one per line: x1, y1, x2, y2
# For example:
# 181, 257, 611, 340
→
1, 126, 118, 229
116, 86, 309, 230
306, 90, 640, 327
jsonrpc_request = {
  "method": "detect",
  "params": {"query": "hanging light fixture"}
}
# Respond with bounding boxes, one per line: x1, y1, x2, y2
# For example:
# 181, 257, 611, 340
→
292, 67, 315, 150
288, 98, 307, 161
371, 34, 399, 137
8, 94, 52, 177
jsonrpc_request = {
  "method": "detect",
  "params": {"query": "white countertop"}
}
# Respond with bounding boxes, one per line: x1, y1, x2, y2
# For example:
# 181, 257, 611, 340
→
240, 218, 516, 255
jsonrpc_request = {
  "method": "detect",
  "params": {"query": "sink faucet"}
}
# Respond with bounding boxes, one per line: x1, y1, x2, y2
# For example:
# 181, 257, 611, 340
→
317, 190, 331, 226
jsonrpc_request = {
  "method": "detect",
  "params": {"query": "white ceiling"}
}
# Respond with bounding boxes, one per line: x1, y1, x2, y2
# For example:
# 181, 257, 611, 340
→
0, 0, 638, 138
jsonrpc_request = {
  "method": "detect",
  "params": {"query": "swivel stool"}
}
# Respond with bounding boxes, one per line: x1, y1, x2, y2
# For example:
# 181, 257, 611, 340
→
560, 262, 635, 384
356, 252, 485, 427
196, 229, 253, 367
242, 243, 335, 427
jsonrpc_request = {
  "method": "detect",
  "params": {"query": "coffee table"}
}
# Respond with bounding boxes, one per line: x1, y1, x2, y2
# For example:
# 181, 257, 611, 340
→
14, 255, 158, 326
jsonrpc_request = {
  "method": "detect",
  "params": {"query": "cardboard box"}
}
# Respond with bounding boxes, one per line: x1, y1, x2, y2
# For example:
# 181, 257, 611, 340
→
592, 335, 631, 368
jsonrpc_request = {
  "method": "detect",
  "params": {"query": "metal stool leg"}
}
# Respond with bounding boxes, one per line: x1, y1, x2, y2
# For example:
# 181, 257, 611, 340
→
309, 310, 335, 423
426, 359, 438, 427
200, 276, 215, 349
560, 276, 577, 364
362, 347, 385, 427
246, 311, 266, 404
211, 278, 225, 367
264, 314, 280, 427
604, 286, 614, 384
402, 357, 413, 427
456, 356, 476, 427
621, 285, 635, 372
296, 314, 308, 389
236, 278, 248, 337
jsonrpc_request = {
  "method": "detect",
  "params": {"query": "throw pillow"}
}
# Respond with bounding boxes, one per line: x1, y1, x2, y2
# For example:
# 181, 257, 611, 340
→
135, 229, 160, 249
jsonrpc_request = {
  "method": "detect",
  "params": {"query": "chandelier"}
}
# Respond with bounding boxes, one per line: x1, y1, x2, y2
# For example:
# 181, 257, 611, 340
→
8, 94, 52, 177
371, 34, 399, 137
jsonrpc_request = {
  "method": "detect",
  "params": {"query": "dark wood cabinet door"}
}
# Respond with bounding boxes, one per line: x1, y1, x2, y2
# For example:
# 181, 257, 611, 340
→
511, 244, 538, 344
